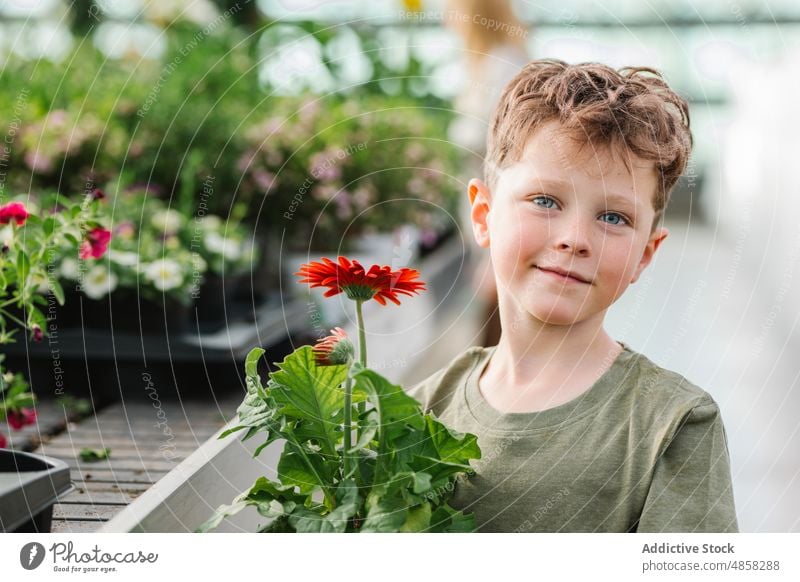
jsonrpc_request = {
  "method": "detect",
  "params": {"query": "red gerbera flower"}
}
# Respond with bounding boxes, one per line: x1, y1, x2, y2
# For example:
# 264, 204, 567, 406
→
295, 256, 426, 305
0, 202, 30, 226
312, 327, 355, 366
79, 227, 112, 260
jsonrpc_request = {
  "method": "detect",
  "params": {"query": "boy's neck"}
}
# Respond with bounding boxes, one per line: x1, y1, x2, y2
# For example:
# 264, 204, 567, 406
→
490, 306, 621, 388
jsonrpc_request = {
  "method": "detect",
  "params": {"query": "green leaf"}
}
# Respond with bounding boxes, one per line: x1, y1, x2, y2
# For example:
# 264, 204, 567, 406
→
42, 216, 57, 236
428, 503, 478, 533
425, 415, 481, 465
79, 448, 111, 462
219, 352, 277, 442
16, 251, 30, 289
197, 476, 305, 533
326, 479, 360, 529
347, 408, 378, 453
351, 367, 425, 445
360, 497, 409, 533
244, 347, 264, 378
197, 499, 250, 533
286, 479, 359, 533
395, 414, 481, 483
277, 448, 337, 495
399, 502, 432, 532
269, 346, 348, 456
49, 279, 65, 306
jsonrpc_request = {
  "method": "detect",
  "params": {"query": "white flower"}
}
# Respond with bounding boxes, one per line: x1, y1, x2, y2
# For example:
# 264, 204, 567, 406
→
197, 215, 222, 232
205, 232, 242, 260
150, 209, 184, 235
142, 259, 183, 291
190, 252, 207, 273
83, 265, 118, 299
60, 257, 82, 280
108, 250, 140, 268
30, 272, 51, 294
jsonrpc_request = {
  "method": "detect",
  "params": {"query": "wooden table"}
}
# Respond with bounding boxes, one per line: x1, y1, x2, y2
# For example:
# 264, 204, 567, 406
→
32, 396, 242, 532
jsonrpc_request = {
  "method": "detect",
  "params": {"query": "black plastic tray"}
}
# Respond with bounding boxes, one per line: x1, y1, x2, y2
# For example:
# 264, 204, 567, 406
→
0, 450, 75, 532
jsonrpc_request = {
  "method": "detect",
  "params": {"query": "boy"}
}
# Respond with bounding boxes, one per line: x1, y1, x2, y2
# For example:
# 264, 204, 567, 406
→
408, 59, 738, 533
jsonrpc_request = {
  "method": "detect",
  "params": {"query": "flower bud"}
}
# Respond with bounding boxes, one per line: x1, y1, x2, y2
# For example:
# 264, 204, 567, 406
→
312, 327, 354, 366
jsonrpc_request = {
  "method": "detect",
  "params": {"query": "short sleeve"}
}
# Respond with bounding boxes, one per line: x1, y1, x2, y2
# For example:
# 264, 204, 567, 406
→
637, 400, 738, 532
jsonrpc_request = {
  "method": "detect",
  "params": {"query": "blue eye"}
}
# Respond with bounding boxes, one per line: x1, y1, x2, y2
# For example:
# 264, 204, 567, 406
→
532, 196, 557, 209
600, 212, 629, 226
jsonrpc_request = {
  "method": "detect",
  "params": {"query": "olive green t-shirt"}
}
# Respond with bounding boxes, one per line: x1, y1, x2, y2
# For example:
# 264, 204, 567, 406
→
406, 342, 738, 533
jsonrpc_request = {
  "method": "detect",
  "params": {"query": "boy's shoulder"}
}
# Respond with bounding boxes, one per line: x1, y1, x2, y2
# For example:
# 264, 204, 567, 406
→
618, 342, 718, 411
406, 342, 720, 419
406, 346, 487, 413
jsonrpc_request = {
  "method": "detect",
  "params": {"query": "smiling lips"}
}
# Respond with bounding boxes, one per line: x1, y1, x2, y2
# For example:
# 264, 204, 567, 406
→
535, 265, 592, 284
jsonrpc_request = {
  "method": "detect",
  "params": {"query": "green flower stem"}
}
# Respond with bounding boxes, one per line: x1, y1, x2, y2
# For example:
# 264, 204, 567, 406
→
355, 300, 367, 367
342, 374, 354, 480
0, 308, 26, 329
354, 299, 367, 438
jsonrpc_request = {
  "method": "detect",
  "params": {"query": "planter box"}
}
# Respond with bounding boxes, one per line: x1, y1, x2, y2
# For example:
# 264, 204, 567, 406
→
0, 450, 75, 532
101, 234, 469, 532
2, 294, 309, 406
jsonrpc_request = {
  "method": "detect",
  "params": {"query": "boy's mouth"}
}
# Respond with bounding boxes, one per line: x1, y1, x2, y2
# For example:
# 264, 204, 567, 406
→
534, 265, 592, 284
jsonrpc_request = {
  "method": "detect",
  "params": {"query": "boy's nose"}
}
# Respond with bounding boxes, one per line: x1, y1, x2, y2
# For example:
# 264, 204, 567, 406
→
552, 220, 591, 256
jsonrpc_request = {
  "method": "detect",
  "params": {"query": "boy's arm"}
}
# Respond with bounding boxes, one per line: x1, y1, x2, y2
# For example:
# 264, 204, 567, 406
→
637, 399, 738, 533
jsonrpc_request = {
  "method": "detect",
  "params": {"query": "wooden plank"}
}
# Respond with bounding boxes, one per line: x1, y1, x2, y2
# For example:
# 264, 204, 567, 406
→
59, 487, 143, 505
60, 429, 221, 439
53, 504, 126, 520
87, 420, 230, 430
72, 469, 169, 483
73, 480, 152, 493
61, 459, 181, 472
41, 436, 213, 447
27, 398, 244, 533
51, 520, 106, 533
38, 446, 196, 460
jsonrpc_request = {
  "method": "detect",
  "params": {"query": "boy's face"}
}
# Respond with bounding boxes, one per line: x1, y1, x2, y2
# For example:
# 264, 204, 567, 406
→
469, 120, 669, 327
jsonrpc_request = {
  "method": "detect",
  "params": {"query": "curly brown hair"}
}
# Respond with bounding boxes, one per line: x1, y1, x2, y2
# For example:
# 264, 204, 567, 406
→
485, 59, 692, 229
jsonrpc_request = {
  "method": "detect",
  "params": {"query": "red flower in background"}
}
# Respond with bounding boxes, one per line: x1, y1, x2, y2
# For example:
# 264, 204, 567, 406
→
79, 227, 112, 259
0, 432, 7, 449
6, 407, 37, 430
296, 256, 426, 305
0, 202, 30, 226
312, 327, 354, 366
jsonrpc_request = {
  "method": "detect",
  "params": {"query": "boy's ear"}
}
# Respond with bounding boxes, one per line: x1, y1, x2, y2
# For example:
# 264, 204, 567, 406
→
468, 178, 492, 248
630, 227, 669, 284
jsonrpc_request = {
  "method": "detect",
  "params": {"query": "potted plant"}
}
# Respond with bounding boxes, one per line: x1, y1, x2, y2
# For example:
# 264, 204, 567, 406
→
198, 256, 482, 532
240, 95, 463, 253
0, 196, 107, 531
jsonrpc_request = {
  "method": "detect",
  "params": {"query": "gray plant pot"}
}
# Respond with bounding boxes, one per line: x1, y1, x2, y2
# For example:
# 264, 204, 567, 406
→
0, 450, 75, 532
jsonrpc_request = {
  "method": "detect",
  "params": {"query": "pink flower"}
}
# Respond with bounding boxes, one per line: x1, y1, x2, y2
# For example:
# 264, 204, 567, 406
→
6, 408, 37, 430
0, 202, 30, 226
79, 227, 112, 259
24, 151, 53, 173
32, 324, 43, 343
